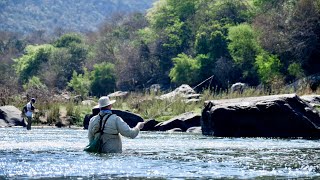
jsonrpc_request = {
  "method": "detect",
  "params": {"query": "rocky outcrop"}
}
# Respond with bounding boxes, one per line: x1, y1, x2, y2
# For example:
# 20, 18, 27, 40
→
0, 106, 26, 127
157, 84, 201, 102
300, 95, 320, 107
108, 91, 129, 98
230, 82, 247, 93
201, 94, 320, 138
154, 112, 201, 132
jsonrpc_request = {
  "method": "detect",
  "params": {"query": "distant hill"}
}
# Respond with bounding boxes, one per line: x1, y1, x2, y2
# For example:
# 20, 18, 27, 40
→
0, 0, 155, 34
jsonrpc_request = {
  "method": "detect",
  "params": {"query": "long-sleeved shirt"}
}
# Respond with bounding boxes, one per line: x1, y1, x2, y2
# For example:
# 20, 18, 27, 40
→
25, 102, 33, 117
87, 111, 140, 153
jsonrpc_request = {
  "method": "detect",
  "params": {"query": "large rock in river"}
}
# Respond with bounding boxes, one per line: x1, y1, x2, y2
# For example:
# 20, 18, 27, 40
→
112, 109, 144, 128
154, 112, 201, 131
201, 94, 320, 138
0, 106, 26, 127
83, 107, 144, 129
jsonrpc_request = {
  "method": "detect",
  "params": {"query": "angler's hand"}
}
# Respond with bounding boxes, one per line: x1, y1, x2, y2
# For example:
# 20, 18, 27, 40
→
136, 122, 145, 130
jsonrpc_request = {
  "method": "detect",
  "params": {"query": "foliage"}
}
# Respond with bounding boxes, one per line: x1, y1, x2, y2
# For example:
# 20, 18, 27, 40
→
14, 44, 54, 83
2, 0, 320, 99
23, 76, 47, 91
287, 63, 305, 79
90, 62, 116, 96
169, 53, 200, 85
228, 23, 260, 84
0, 0, 154, 34
54, 33, 83, 48
255, 51, 283, 85
55, 34, 89, 84
47, 104, 60, 125
68, 69, 91, 98
254, 0, 320, 76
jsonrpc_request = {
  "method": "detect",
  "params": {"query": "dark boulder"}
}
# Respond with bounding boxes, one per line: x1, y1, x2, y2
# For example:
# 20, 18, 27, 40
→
201, 94, 320, 138
112, 109, 144, 128
155, 112, 201, 131
141, 119, 159, 131
83, 108, 144, 129
83, 106, 100, 129
0, 106, 26, 127
83, 114, 92, 129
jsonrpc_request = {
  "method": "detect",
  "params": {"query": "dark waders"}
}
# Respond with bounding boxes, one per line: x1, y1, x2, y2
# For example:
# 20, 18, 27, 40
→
26, 116, 32, 130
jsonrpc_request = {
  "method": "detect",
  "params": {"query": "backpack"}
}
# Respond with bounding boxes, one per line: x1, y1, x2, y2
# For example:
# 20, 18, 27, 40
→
84, 114, 112, 153
22, 104, 34, 113
22, 105, 28, 113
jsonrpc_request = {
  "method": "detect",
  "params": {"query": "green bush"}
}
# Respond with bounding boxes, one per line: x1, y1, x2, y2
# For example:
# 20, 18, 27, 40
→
228, 23, 260, 84
23, 76, 47, 90
14, 44, 54, 83
255, 51, 282, 85
288, 63, 305, 79
169, 53, 200, 85
68, 69, 90, 97
90, 62, 116, 96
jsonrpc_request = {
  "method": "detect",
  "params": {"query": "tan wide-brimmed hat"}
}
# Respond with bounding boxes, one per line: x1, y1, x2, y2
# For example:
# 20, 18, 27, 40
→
98, 96, 116, 108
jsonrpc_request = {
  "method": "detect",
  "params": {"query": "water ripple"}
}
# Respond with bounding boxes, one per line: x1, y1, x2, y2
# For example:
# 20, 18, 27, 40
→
0, 128, 320, 179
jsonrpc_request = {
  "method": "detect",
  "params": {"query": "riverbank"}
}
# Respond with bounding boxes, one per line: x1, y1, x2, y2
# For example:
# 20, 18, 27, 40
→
1, 85, 319, 129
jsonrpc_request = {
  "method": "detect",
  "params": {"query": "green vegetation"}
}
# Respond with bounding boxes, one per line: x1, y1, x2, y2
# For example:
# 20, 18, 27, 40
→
1, 0, 320, 126
0, 0, 155, 34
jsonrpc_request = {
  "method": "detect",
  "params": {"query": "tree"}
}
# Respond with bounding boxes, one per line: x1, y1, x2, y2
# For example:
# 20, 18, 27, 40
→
23, 76, 47, 91
146, 0, 196, 82
254, 0, 320, 76
255, 51, 283, 85
169, 53, 200, 85
51, 33, 89, 88
68, 69, 90, 98
90, 62, 116, 96
14, 44, 54, 83
54, 33, 83, 48
228, 23, 260, 84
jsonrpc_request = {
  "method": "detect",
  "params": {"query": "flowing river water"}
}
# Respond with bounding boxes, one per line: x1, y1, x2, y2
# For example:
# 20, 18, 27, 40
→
1, 127, 320, 179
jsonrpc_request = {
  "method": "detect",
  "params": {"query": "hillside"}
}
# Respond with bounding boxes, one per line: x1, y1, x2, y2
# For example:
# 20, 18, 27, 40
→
0, 0, 155, 34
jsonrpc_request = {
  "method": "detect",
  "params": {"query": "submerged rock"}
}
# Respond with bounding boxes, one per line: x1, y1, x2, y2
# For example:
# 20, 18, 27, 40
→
201, 94, 320, 138
186, 126, 202, 133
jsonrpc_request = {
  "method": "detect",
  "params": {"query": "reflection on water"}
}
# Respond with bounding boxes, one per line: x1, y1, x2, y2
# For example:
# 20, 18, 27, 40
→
0, 127, 320, 179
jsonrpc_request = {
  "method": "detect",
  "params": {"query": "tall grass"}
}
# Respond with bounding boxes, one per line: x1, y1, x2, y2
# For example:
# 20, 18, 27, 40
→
2, 84, 320, 126
47, 104, 60, 125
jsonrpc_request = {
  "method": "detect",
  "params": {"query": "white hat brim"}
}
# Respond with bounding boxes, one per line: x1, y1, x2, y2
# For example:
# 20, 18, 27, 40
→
98, 99, 116, 108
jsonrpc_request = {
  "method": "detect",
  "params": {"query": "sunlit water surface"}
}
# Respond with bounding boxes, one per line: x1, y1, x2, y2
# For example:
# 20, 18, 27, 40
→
0, 127, 320, 179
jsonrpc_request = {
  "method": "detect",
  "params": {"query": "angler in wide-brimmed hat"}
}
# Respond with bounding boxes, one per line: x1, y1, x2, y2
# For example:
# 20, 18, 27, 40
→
87, 96, 145, 153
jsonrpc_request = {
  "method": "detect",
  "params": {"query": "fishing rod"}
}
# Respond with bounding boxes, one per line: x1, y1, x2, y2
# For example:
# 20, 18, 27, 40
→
150, 75, 214, 119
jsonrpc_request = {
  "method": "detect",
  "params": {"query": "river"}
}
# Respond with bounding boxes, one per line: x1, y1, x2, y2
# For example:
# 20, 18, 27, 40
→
0, 127, 320, 179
